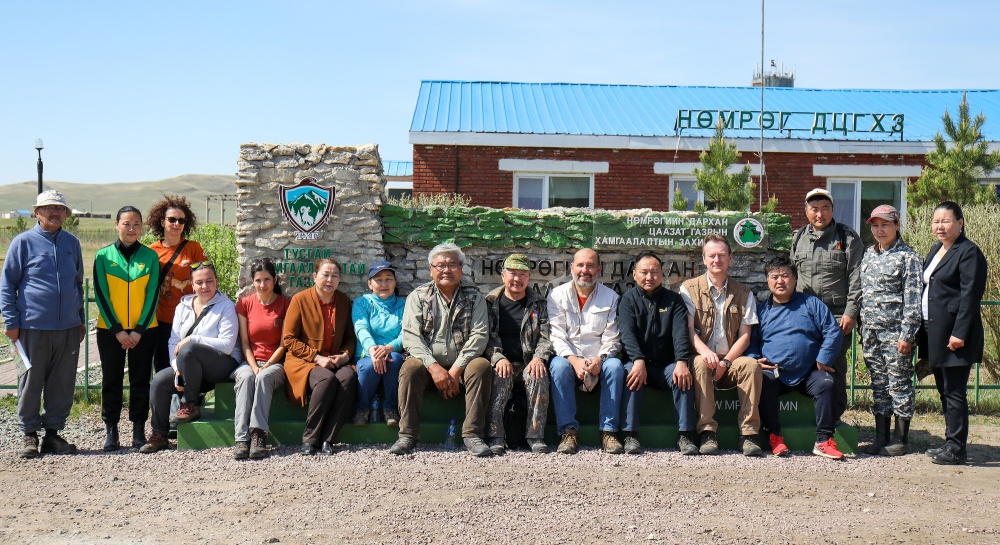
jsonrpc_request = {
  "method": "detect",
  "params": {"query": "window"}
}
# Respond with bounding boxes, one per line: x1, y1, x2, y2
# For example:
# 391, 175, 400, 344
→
670, 177, 700, 211
828, 179, 905, 246
385, 181, 412, 201
513, 174, 592, 209
669, 176, 719, 211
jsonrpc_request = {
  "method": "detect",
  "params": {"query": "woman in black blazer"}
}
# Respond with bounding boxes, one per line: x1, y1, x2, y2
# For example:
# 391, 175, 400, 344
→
921, 201, 988, 465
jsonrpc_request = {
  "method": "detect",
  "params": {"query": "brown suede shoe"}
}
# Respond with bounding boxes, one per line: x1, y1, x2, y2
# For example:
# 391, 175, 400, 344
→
139, 432, 169, 454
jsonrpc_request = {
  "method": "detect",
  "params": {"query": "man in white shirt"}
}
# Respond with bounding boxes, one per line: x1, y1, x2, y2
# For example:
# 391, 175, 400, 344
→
547, 249, 624, 454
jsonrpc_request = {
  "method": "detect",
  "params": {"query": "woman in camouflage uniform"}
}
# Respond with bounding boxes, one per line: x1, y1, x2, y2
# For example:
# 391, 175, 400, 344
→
859, 205, 922, 456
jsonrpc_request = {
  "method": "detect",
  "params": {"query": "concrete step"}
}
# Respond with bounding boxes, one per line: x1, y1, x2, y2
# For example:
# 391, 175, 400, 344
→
178, 383, 857, 453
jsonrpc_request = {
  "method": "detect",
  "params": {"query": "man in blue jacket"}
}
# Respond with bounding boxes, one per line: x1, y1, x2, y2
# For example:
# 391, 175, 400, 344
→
748, 256, 845, 460
0, 191, 85, 459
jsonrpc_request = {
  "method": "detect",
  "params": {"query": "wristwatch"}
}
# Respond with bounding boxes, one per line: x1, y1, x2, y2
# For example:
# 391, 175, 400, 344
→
600, 354, 609, 362
720, 358, 731, 367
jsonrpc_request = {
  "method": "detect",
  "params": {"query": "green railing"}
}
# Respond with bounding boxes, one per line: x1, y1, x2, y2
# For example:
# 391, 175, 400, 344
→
2, 290, 999, 407
0, 279, 102, 401
848, 300, 1000, 408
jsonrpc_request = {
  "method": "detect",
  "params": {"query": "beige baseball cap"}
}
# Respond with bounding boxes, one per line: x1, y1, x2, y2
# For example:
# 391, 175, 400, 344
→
805, 188, 833, 204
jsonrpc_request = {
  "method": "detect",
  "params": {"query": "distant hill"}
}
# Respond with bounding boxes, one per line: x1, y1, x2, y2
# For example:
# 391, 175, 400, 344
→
0, 175, 239, 218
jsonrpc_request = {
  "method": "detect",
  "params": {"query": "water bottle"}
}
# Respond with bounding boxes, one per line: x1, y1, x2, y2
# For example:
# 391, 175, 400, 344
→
369, 394, 381, 424
444, 419, 458, 450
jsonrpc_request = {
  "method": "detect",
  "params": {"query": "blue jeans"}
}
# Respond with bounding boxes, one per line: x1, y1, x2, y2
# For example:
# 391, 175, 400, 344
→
355, 352, 405, 411
549, 356, 624, 433
620, 361, 696, 433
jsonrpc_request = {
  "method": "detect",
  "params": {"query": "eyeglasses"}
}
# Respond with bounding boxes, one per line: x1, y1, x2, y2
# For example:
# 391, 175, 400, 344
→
37, 205, 65, 213
190, 260, 214, 271
165, 217, 187, 224
431, 263, 462, 272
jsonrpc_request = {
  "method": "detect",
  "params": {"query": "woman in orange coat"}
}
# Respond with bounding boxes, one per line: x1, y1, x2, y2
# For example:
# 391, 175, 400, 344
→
283, 258, 357, 455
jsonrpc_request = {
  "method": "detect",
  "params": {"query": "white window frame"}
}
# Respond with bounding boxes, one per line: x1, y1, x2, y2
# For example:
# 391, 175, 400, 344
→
669, 175, 703, 210
825, 178, 908, 234
384, 180, 412, 199
512, 172, 595, 209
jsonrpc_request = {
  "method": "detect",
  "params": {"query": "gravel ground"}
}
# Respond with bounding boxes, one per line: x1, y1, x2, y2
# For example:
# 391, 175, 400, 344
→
0, 408, 998, 545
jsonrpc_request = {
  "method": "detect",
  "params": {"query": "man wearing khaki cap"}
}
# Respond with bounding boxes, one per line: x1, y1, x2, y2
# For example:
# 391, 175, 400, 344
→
483, 253, 554, 454
0, 191, 85, 458
790, 188, 864, 422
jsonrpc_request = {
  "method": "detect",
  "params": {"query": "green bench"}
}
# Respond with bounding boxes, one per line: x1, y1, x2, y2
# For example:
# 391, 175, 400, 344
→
178, 382, 858, 453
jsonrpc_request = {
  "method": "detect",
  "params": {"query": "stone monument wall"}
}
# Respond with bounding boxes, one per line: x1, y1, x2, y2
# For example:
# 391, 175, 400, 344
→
235, 143, 386, 298
235, 142, 791, 300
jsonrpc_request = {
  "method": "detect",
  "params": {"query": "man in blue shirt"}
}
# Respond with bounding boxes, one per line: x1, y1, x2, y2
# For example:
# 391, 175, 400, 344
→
0, 191, 85, 459
748, 256, 845, 460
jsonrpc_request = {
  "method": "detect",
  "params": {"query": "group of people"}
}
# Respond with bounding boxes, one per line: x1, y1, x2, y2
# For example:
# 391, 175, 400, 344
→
0, 189, 987, 465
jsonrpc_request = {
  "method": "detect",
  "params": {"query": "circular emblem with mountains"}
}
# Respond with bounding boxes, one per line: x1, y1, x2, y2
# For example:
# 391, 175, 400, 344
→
733, 218, 764, 248
279, 177, 334, 239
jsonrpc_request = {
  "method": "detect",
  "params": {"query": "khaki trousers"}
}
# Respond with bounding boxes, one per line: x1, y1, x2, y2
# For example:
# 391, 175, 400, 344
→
398, 356, 492, 440
692, 355, 761, 435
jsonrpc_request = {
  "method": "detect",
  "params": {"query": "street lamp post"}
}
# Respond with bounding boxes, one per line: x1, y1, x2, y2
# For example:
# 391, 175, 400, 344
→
35, 139, 44, 195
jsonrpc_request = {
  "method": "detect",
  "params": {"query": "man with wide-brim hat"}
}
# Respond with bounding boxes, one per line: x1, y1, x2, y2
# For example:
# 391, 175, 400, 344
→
482, 253, 554, 455
1, 190, 85, 458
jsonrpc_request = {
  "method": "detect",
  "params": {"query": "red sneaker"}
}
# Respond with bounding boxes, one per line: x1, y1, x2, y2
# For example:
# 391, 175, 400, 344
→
769, 433, 790, 457
813, 438, 845, 460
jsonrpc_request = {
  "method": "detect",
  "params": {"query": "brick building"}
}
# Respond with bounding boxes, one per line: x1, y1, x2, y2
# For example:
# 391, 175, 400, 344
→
408, 81, 1000, 232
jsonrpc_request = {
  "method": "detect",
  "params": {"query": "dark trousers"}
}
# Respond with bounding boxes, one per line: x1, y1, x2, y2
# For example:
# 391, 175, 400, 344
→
16, 328, 81, 435
303, 365, 358, 445
831, 318, 851, 421
933, 365, 971, 453
152, 322, 173, 373
760, 368, 837, 442
149, 342, 238, 435
97, 328, 157, 425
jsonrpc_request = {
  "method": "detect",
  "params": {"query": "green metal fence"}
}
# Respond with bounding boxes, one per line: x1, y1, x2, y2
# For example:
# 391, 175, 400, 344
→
849, 301, 1000, 408
2, 288, 1000, 407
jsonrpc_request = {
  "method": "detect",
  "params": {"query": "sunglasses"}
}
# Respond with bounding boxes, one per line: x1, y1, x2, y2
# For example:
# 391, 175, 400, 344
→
190, 260, 214, 271
250, 257, 274, 267
165, 217, 187, 224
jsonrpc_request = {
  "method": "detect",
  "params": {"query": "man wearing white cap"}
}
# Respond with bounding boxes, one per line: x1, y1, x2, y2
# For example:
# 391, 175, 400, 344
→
789, 188, 864, 422
0, 190, 85, 458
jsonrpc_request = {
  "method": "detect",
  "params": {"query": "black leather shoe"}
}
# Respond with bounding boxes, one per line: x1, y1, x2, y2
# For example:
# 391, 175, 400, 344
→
931, 446, 967, 465
132, 424, 146, 449
103, 425, 120, 451
926, 444, 946, 458
320, 441, 335, 455
300, 442, 316, 456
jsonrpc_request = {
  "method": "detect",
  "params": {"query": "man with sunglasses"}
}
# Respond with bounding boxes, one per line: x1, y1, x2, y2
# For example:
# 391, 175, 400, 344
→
391, 243, 492, 456
1, 191, 85, 459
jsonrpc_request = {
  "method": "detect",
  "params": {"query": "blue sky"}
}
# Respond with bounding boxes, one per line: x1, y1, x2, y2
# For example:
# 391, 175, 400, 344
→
2, 0, 998, 185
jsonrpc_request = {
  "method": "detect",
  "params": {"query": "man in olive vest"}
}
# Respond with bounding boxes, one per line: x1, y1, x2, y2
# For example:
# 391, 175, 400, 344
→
790, 188, 863, 421
679, 234, 763, 457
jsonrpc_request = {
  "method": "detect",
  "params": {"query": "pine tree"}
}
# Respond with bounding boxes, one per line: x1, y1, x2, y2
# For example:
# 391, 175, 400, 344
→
692, 121, 756, 211
909, 93, 1000, 207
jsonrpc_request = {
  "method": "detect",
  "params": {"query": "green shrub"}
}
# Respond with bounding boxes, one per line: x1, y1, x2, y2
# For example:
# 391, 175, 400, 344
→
139, 223, 238, 299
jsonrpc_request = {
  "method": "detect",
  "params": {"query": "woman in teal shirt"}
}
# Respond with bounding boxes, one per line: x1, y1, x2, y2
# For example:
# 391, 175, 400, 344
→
351, 260, 405, 426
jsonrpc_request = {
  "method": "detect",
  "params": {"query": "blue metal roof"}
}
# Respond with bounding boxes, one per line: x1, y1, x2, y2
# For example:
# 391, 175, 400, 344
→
383, 160, 413, 177
410, 81, 1000, 142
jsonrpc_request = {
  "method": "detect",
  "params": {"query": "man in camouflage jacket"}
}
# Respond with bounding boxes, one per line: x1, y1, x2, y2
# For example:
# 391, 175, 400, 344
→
483, 254, 554, 455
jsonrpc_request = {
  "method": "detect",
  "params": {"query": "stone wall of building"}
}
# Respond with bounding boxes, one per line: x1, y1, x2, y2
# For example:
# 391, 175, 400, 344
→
382, 204, 791, 299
